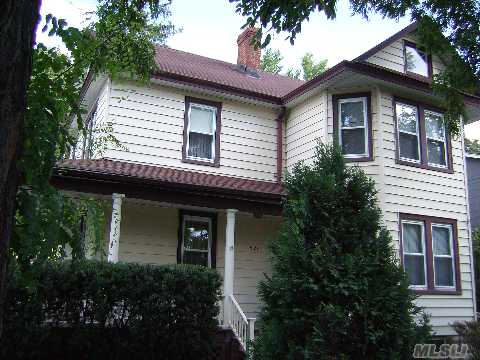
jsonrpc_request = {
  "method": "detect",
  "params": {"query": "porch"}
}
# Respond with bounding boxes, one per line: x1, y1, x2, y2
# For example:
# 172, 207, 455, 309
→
52, 159, 285, 350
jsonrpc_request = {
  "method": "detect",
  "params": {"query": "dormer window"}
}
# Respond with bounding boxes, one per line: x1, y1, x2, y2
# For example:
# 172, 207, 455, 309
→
182, 97, 221, 167
404, 40, 431, 78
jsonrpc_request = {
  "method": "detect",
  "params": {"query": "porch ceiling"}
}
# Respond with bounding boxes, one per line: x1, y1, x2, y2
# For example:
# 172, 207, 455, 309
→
51, 159, 284, 215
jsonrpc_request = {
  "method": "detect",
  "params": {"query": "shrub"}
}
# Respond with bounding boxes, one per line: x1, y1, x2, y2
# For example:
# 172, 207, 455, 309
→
251, 144, 431, 360
453, 320, 480, 359
1, 260, 222, 360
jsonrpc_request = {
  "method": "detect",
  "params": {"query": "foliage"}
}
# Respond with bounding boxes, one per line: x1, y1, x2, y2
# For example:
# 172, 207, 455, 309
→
260, 48, 283, 74
261, 49, 328, 80
13, 1, 176, 276
453, 320, 480, 359
251, 143, 431, 360
231, 0, 480, 136
466, 138, 480, 156
1, 260, 222, 360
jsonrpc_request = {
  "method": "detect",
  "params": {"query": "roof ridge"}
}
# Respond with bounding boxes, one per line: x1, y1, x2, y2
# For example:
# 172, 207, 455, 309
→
155, 44, 304, 83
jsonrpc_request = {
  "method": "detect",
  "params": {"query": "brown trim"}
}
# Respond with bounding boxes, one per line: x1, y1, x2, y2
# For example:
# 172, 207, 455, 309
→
355, 22, 419, 62
399, 213, 462, 295
51, 167, 283, 216
403, 40, 433, 80
182, 96, 222, 168
393, 97, 454, 173
177, 209, 217, 268
153, 72, 283, 105
332, 92, 373, 162
276, 107, 286, 182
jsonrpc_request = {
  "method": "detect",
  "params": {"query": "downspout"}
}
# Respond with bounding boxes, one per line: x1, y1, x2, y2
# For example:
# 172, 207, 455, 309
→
276, 106, 287, 182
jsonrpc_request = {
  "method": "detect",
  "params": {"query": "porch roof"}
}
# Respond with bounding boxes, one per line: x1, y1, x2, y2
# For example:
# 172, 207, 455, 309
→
52, 159, 285, 215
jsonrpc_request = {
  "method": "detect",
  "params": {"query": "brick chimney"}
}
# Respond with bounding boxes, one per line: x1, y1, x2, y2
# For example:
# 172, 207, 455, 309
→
237, 27, 261, 69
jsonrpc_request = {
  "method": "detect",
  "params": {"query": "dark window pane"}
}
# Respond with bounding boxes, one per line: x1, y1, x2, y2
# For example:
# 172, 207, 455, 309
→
188, 132, 213, 159
399, 132, 419, 161
434, 257, 454, 287
402, 223, 423, 253
405, 45, 429, 77
183, 220, 209, 250
404, 255, 426, 286
183, 251, 208, 267
340, 101, 365, 127
427, 139, 446, 166
341, 128, 365, 155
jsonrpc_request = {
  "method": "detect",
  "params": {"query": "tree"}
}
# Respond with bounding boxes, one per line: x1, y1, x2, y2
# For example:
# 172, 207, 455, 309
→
465, 138, 480, 155
0, 0, 175, 337
232, 0, 479, 136
261, 49, 328, 80
260, 48, 283, 74
251, 143, 431, 359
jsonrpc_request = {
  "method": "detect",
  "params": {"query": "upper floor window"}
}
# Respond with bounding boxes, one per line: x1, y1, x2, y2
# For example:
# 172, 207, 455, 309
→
404, 41, 431, 78
183, 97, 221, 167
400, 214, 460, 294
333, 93, 372, 162
178, 210, 216, 268
394, 98, 451, 172
71, 102, 97, 160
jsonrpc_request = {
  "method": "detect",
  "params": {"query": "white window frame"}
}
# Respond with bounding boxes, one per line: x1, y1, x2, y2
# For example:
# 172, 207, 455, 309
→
181, 215, 212, 268
186, 102, 217, 163
401, 220, 428, 290
338, 97, 369, 158
424, 110, 448, 168
431, 223, 456, 289
396, 102, 421, 164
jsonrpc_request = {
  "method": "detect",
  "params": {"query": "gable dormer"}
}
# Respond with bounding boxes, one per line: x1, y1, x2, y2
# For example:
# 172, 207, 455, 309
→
354, 22, 445, 79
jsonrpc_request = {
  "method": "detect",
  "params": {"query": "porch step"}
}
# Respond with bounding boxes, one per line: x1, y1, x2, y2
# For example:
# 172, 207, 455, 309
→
215, 327, 246, 360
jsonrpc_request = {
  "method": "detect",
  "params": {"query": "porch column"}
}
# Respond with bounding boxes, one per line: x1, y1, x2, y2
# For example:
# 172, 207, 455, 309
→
107, 193, 125, 263
223, 209, 237, 324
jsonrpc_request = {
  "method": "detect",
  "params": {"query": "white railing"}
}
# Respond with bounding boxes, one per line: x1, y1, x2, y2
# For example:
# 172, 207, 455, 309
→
226, 294, 256, 351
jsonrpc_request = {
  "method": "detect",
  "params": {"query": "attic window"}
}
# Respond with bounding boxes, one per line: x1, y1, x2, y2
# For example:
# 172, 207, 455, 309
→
404, 41, 431, 78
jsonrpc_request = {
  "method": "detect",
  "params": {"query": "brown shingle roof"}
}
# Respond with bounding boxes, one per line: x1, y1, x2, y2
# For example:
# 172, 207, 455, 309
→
56, 159, 285, 196
154, 45, 304, 99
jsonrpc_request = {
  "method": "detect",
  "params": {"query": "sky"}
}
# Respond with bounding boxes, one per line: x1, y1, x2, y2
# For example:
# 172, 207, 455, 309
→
36, 0, 480, 139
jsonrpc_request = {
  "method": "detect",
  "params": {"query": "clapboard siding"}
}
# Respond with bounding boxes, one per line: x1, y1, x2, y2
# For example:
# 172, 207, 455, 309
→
109, 202, 281, 319
285, 93, 326, 172
366, 34, 445, 76
102, 81, 280, 181
379, 91, 474, 335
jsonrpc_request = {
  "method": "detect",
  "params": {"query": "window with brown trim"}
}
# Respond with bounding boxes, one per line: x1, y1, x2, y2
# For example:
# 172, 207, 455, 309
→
403, 40, 432, 79
182, 96, 221, 167
177, 210, 217, 268
333, 92, 373, 162
399, 213, 461, 294
394, 98, 452, 173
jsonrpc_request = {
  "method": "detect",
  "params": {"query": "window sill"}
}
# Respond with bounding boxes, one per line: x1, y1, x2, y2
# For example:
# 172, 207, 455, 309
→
182, 157, 220, 168
405, 71, 432, 82
396, 159, 453, 174
344, 155, 373, 163
412, 288, 461, 296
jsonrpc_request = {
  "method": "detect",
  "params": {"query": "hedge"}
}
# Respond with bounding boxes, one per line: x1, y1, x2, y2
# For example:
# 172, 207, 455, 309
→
1, 260, 222, 360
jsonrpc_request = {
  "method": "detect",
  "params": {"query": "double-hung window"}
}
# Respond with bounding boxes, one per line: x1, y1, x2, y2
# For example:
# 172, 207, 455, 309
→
71, 102, 98, 160
394, 99, 450, 171
400, 214, 459, 293
333, 93, 372, 161
404, 40, 431, 78
183, 97, 221, 167
178, 211, 216, 268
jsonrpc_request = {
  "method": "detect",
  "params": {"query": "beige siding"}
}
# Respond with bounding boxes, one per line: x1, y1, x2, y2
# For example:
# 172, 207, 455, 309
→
103, 81, 279, 181
108, 202, 281, 319
378, 91, 474, 336
285, 92, 326, 172
366, 35, 445, 75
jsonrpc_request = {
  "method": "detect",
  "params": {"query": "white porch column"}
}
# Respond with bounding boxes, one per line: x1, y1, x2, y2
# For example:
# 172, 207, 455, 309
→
107, 193, 125, 263
223, 209, 237, 324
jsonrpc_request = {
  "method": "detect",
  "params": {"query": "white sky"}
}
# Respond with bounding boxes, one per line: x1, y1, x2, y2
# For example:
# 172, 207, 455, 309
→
36, 0, 480, 139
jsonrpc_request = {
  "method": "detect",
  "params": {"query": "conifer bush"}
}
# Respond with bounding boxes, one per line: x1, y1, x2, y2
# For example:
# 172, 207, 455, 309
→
251, 144, 431, 359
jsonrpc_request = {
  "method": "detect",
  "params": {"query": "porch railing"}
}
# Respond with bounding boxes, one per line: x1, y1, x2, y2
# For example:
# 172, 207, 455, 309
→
226, 294, 256, 352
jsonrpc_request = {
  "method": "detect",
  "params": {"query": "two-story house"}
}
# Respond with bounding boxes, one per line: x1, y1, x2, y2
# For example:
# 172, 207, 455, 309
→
52, 22, 480, 348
